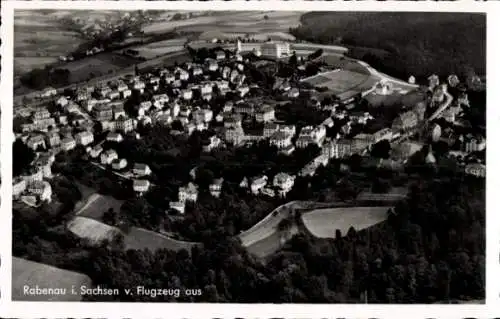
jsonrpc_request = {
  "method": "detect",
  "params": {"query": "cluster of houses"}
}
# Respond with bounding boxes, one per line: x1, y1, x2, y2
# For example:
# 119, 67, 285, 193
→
14, 41, 486, 208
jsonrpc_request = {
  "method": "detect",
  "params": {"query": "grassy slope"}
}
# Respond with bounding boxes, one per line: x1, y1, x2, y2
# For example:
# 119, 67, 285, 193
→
292, 12, 486, 80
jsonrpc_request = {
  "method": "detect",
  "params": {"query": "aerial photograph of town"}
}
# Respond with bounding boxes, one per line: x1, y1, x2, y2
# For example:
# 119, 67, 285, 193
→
11, 10, 486, 303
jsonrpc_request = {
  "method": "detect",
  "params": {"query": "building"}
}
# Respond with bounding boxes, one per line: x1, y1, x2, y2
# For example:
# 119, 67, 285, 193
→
251, 176, 268, 194
273, 173, 295, 197
93, 104, 113, 122
269, 131, 293, 149
261, 42, 291, 58
107, 132, 124, 143
169, 201, 185, 214
46, 132, 61, 148
255, 105, 275, 123
33, 109, 51, 120
179, 183, 198, 203
27, 135, 46, 150
209, 178, 224, 198
116, 116, 134, 133
465, 163, 486, 178
13, 178, 27, 198
296, 135, 315, 149
322, 139, 354, 159
75, 131, 94, 146
133, 179, 151, 193
89, 145, 103, 158
33, 154, 53, 178
100, 149, 118, 165
193, 109, 213, 123
225, 127, 245, 145
224, 114, 243, 128
203, 135, 223, 152
352, 133, 374, 152
23, 168, 43, 184
61, 136, 76, 151
111, 158, 127, 170
264, 123, 280, 138
27, 180, 52, 202
465, 135, 486, 153
133, 163, 151, 176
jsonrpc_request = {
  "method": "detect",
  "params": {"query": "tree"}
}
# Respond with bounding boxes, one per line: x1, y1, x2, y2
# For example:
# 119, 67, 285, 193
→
370, 139, 391, 159
102, 208, 119, 226
13, 139, 36, 177
288, 52, 298, 67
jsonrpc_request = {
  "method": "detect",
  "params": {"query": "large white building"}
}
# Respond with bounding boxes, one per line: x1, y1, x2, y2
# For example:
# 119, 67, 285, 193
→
261, 42, 291, 59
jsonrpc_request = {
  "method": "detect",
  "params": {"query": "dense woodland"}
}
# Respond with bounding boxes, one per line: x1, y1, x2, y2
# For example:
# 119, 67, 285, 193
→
290, 12, 486, 82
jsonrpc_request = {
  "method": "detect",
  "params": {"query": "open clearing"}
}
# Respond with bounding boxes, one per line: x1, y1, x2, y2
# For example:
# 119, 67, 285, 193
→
144, 12, 301, 41
302, 69, 379, 97
12, 257, 92, 301
15, 12, 84, 74
301, 206, 392, 238
68, 216, 121, 244
129, 38, 187, 59
73, 188, 124, 221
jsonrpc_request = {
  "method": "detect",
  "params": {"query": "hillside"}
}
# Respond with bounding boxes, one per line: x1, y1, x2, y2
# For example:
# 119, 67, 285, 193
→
290, 12, 486, 81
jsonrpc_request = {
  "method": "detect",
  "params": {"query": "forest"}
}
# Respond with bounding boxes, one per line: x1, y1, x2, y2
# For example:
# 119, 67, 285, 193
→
290, 12, 486, 82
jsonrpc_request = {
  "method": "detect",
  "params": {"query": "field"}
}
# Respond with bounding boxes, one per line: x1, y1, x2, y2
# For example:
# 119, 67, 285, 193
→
70, 183, 197, 252
246, 225, 299, 259
74, 183, 124, 221
143, 12, 302, 41
240, 201, 342, 258
301, 206, 392, 238
129, 38, 187, 60
12, 257, 92, 301
14, 11, 84, 74
302, 69, 377, 96
68, 216, 121, 244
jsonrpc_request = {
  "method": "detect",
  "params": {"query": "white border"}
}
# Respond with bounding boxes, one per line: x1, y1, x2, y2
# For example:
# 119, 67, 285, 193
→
1, 1, 498, 318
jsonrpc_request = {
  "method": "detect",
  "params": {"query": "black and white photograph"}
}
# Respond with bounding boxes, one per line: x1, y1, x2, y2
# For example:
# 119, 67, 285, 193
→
10, 8, 486, 305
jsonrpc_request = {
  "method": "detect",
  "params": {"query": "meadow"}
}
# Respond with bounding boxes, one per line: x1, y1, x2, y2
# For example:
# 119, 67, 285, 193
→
301, 206, 393, 238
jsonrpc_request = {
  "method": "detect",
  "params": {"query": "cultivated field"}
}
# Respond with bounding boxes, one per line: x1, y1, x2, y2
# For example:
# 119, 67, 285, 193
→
68, 216, 121, 244
129, 38, 187, 60
14, 11, 83, 74
301, 206, 392, 238
12, 257, 92, 301
143, 12, 302, 41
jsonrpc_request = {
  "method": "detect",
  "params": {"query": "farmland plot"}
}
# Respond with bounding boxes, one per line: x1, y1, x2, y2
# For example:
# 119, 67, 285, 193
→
12, 257, 92, 301
301, 206, 392, 238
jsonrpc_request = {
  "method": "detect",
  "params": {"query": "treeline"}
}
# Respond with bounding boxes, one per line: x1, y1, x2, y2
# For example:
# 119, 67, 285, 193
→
290, 12, 485, 81
13, 175, 485, 303
19, 66, 71, 90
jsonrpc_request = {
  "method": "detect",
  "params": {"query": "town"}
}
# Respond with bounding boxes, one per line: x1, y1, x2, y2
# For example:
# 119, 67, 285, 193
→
13, 39, 485, 211
12, 10, 486, 304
